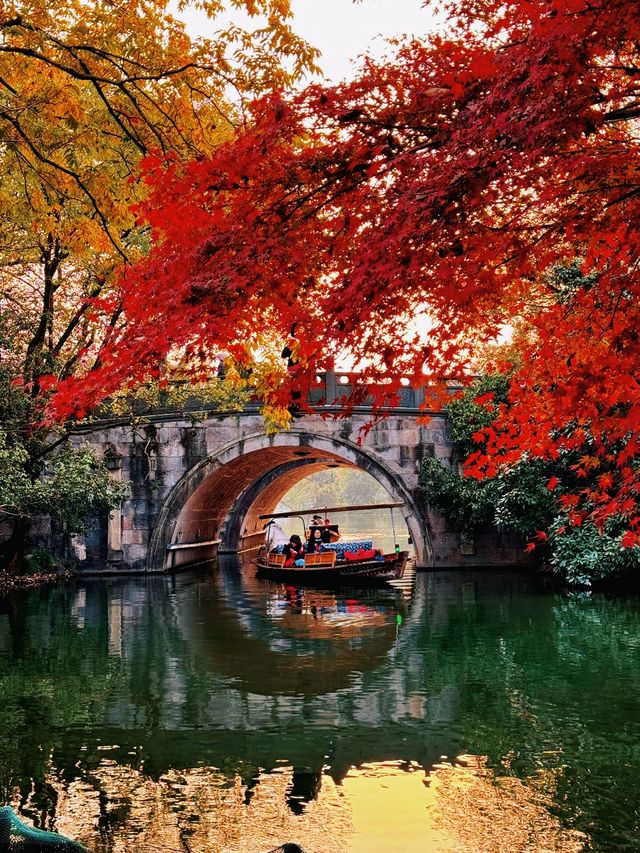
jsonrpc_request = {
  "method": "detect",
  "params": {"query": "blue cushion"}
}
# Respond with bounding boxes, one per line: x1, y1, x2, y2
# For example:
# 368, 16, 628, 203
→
275, 540, 374, 559
320, 540, 373, 559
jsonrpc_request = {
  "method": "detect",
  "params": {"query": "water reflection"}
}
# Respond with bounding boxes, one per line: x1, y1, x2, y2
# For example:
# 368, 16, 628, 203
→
181, 563, 407, 697
0, 569, 640, 850
0, 759, 586, 852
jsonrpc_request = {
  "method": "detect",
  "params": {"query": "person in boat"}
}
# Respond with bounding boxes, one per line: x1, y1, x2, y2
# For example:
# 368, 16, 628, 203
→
323, 516, 340, 542
264, 519, 289, 549
309, 514, 323, 535
282, 534, 305, 566
307, 514, 329, 546
307, 526, 325, 553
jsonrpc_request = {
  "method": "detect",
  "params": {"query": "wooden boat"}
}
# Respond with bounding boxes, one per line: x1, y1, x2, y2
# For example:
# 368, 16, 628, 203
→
252, 501, 410, 587
254, 547, 409, 586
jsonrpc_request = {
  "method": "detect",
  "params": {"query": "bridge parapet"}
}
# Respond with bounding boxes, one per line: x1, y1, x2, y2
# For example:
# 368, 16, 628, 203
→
87, 371, 442, 424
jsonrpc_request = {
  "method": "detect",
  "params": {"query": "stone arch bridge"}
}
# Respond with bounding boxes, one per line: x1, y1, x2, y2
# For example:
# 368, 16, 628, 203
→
68, 377, 523, 572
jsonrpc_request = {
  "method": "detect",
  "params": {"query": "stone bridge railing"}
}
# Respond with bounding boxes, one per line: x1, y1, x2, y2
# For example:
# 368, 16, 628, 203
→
94, 370, 435, 423
307, 371, 429, 410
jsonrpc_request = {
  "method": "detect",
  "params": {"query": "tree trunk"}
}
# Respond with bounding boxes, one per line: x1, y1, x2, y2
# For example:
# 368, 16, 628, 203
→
4, 516, 31, 575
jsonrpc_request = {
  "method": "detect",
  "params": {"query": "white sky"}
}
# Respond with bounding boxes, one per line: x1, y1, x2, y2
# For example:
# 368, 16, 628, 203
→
181, 0, 439, 82
287, 0, 438, 81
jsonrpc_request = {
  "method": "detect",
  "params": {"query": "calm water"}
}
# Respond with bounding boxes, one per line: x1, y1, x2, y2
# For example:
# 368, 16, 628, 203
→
0, 565, 639, 852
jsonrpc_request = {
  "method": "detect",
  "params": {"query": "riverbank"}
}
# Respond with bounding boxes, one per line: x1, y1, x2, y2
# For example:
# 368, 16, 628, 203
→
0, 568, 73, 596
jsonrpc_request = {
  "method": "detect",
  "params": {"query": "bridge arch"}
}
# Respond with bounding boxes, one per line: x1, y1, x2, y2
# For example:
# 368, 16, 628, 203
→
148, 429, 432, 570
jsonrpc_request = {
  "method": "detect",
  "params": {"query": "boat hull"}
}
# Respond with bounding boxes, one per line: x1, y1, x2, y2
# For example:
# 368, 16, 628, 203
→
253, 551, 408, 587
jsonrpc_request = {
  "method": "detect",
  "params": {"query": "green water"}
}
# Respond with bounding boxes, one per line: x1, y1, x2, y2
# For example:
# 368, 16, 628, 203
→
0, 567, 639, 852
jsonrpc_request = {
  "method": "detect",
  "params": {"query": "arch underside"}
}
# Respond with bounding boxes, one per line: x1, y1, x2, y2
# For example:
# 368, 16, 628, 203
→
148, 431, 432, 570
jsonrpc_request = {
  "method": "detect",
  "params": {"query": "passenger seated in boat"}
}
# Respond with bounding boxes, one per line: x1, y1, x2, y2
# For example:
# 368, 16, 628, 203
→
307, 519, 339, 548
307, 527, 324, 553
307, 514, 335, 539
312, 525, 332, 544
282, 534, 305, 566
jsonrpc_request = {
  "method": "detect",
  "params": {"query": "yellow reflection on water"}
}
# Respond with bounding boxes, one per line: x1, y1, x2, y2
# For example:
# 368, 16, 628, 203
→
341, 757, 587, 853
341, 761, 448, 852
342, 764, 455, 853
17, 755, 587, 852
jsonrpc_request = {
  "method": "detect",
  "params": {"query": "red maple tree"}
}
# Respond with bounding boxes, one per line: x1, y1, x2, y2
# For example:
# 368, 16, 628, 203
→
52, 0, 640, 536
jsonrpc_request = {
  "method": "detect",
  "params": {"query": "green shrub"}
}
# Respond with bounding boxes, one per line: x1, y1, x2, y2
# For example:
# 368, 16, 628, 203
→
419, 372, 638, 587
549, 519, 640, 587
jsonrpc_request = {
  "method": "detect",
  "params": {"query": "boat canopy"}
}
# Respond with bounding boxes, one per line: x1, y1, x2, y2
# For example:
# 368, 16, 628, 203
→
258, 502, 404, 521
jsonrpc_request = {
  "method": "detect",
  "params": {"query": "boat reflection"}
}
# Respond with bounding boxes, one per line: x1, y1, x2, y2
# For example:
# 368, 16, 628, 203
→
266, 585, 398, 637
177, 565, 408, 697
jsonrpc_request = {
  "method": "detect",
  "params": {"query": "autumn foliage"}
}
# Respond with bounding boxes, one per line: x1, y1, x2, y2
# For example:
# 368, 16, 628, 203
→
52, 0, 640, 537
0, 0, 317, 382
